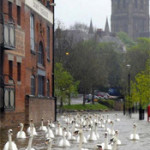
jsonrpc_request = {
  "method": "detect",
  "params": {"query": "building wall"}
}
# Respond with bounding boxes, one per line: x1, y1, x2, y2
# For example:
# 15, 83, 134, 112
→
111, 0, 149, 39
0, 0, 55, 128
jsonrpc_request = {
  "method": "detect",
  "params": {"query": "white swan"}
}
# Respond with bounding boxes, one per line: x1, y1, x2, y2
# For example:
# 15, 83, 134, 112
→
27, 119, 37, 136
87, 125, 98, 141
46, 124, 55, 139
67, 121, 76, 141
39, 118, 47, 132
16, 123, 27, 139
115, 114, 120, 122
55, 122, 63, 136
99, 119, 105, 128
58, 128, 71, 147
49, 120, 55, 128
74, 130, 88, 150
130, 123, 140, 140
110, 130, 121, 145
45, 138, 52, 150
109, 121, 115, 135
3, 129, 18, 150
25, 123, 35, 150
65, 123, 72, 139
97, 132, 112, 150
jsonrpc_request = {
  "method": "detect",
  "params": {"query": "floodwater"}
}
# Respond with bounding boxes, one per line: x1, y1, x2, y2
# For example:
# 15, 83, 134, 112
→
0, 111, 150, 150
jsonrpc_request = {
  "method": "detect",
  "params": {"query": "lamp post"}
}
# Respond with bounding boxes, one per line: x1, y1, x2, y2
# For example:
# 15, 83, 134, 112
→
126, 64, 131, 118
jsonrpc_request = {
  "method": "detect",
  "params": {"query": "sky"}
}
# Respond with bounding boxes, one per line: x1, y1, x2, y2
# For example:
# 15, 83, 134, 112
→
55, 0, 111, 30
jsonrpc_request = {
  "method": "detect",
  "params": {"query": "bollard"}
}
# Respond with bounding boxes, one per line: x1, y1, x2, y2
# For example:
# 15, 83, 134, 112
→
147, 105, 150, 122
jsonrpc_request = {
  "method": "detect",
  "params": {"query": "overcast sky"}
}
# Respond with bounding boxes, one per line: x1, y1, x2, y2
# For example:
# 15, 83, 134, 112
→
55, 0, 111, 30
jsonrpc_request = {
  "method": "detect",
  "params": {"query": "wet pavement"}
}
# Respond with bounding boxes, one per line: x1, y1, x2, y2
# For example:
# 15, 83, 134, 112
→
0, 111, 150, 150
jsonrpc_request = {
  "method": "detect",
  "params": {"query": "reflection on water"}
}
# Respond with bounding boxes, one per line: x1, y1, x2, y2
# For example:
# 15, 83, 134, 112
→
0, 112, 150, 150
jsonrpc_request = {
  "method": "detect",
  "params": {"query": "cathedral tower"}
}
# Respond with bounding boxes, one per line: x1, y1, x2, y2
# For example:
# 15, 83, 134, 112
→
111, 0, 149, 39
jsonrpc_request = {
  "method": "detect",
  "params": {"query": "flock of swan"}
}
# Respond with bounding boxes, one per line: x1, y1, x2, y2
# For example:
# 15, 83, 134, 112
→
3, 113, 140, 150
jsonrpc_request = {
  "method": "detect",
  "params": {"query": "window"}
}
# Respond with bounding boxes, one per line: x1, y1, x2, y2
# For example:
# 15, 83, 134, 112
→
8, 2, 12, 20
140, 0, 144, 9
47, 79, 50, 97
47, 26, 50, 60
38, 75, 44, 96
9, 61, 13, 80
38, 42, 44, 65
30, 14, 35, 51
117, 0, 120, 9
135, 0, 138, 8
31, 75, 35, 95
17, 63, 21, 81
17, 6, 21, 25
123, 0, 126, 8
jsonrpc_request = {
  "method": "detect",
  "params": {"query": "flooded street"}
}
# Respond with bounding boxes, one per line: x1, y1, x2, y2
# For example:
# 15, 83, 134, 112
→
1, 111, 150, 150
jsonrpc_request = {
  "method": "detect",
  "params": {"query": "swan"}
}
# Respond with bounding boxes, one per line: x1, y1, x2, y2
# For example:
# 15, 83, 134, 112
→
76, 127, 87, 144
55, 122, 63, 136
46, 124, 55, 139
27, 119, 37, 136
109, 121, 115, 135
65, 123, 72, 139
97, 132, 112, 150
25, 123, 35, 150
39, 118, 47, 132
99, 119, 105, 128
45, 138, 52, 150
67, 121, 76, 141
58, 128, 71, 147
104, 120, 110, 133
3, 129, 18, 150
110, 130, 121, 145
74, 130, 89, 150
130, 123, 140, 140
94, 123, 100, 139
87, 125, 98, 141
106, 115, 111, 123
115, 114, 120, 122
49, 120, 55, 128
16, 123, 27, 139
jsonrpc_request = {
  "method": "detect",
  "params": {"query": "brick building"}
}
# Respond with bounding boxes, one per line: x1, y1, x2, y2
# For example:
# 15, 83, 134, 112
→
111, 0, 149, 39
0, 0, 55, 128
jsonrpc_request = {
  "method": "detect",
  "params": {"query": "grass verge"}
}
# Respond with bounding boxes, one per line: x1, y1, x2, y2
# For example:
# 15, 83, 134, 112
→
62, 103, 109, 111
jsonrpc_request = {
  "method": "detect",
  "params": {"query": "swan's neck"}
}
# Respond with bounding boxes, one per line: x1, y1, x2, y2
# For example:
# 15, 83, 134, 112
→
41, 121, 44, 127
27, 136, 33, 150
79, 132, 83, 149
133, 127, 137, 138
30, 124, 34, 137
95, 125, 97, 133
47, 142, 52, 150
20, 125, 23, 132
104, 136, 108, 149
8, 134, 12, 150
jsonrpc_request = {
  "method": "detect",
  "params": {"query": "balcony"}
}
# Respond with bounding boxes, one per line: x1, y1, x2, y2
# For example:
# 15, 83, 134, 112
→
0, 13, 15, 50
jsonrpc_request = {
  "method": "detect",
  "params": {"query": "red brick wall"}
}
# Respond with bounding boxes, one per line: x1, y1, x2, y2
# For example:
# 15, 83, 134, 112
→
25, 96, 55, 125
1, 0, 54, 128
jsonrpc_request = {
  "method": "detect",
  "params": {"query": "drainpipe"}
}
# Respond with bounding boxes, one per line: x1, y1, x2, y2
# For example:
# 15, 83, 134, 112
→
0, 0, 4, 112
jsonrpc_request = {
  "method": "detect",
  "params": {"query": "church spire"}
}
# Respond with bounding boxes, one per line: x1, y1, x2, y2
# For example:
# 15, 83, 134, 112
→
105, 18, 110, 35
89, 19, 94, 34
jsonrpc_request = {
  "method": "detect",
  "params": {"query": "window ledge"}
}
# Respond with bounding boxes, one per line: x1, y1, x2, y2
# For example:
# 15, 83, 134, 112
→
8, 80, 13, 84
17, 81, 21, 85
31, 50, 36, 55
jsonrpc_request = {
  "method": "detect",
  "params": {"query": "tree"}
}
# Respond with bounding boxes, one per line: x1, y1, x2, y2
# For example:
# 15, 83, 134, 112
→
54, 63, 79, 108
126, 38, 150, 81
129, 59, 150, 119
117, 32, 136, 48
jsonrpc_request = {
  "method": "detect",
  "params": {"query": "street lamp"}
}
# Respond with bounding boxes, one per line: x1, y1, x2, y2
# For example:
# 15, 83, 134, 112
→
126, 64, 131, 118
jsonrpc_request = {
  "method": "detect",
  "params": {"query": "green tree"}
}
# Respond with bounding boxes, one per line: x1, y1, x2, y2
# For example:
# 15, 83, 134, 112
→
117, 32, 136, 48
54, 63, 79, 108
